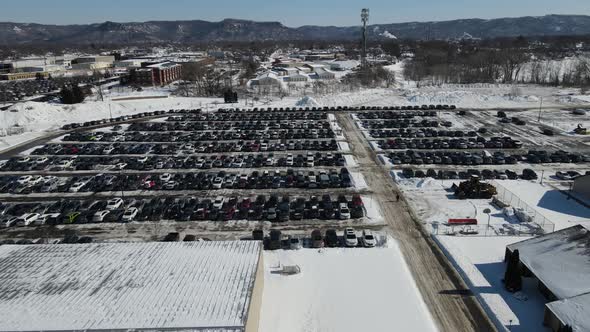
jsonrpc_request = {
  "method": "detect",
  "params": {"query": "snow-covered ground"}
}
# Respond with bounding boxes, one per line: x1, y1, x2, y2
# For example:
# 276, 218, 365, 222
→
259, 242, 438, 332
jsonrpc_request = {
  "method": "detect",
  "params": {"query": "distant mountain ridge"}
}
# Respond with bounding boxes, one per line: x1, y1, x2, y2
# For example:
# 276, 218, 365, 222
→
1, 15, 589, 44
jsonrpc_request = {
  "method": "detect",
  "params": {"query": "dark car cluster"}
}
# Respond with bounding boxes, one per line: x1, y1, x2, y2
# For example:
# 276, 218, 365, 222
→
362, 119, 445, 129
378, 136, 523, 150
387, 150, 589, 166
356, 110, 438, 119
0, 168, 353, 194
401, 168, 540, 180
369, 128, 479, 138
0, 194, 365, 226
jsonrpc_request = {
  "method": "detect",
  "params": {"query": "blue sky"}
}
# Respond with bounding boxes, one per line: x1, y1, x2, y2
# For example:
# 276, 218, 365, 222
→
1, 0, 589, 26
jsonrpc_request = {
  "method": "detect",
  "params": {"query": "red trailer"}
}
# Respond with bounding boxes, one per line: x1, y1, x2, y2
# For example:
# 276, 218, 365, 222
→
448, 218, 478, 225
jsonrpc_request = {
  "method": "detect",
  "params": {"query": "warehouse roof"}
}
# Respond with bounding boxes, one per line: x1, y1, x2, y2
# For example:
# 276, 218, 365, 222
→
546, 292, 590, 331
0, 241, 262, 332
507, 225, 590, 299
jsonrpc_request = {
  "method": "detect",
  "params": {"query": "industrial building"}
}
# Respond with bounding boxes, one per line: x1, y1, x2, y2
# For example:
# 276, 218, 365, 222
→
0, 241, 264, 332
71, 55, 115, 70
504, 225, 590, 331
136, 61, 182, 86
572, 174, 590, 198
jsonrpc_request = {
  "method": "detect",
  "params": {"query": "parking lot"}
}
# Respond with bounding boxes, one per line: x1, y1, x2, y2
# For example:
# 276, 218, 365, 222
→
0, 107, 380, 239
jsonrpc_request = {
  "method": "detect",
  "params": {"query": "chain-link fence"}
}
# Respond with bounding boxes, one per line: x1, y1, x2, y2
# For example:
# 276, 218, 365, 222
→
491, 181, 555, 235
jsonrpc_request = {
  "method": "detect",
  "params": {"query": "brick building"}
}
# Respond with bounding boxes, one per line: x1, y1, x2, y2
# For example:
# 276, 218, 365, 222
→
135, 61, 182, 86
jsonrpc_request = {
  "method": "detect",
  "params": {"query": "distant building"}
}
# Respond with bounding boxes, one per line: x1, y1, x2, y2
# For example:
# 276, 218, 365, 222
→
71, 55, 115, 70
573, 174, 590, 198
0, 71, 48, 81
505, 225, 590, 332
0, 241, 264, 332
135, 61, 182, 86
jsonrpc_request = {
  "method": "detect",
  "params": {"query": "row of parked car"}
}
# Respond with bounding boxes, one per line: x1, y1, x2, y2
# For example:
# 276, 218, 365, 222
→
46, 140, 339, 156
377, 137, 523, 150
2, 168, 354, 194
356, 111, 438, 119
0, 194, 366, 227
174, 110, 328, 121
215, 104, 455, 114
3, 152, 348, 172
253, 228, 377, 250
361, 119, 452, 129
138, 119, 333, 132
369, 128, 480, 139
387, 150, 589, 166
61, 111, 169, 130
400, 168, 541, 180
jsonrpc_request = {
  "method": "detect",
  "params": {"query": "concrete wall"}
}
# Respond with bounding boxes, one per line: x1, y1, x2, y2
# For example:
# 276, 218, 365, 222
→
245, 247, 264, 332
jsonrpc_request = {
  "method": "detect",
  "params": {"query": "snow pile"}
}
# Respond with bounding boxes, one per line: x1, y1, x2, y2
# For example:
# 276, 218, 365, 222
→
295, 96, 320, 107
404, 89, 539, 106
259, 244, 437, 332
381, 30, 397, 39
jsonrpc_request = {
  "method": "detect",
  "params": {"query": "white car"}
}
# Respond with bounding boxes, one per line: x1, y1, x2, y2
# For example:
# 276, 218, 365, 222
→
362, 230, 377, 248
213, 196, 225, 210
212, 177, 224, 189
16, 175, 33, 185
28, 176, 44, 185
35, 157, 49, 164
344, 228, 358, 247
17, 156, 31, 163
18, 213, 40, 227
38, 213, 61, 225
57, 159, 73, 169
339, 203, 351, 220
68, 181, 87, 193
121, 207, 138, 222
286, 154, 294, 166
106, 198, 124, 210
136, 156, 149, 163
260, 143, 268, 151
102, 146, 115, 155
114, 162, 127, 170
93, 210, 111, 222
159, 173, 172, 182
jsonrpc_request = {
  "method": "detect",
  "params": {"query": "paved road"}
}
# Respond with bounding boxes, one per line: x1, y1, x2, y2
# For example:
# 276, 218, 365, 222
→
336, 113, 497, 332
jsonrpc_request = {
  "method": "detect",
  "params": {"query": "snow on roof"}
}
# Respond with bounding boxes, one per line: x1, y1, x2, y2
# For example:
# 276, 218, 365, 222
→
0, 241, 262, 332
147, 61, 179, 69
507, 225, 590, 299
546, 292, 590, 331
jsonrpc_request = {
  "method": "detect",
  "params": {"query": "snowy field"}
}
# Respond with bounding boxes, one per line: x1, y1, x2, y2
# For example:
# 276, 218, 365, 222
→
259, 242, 438, 332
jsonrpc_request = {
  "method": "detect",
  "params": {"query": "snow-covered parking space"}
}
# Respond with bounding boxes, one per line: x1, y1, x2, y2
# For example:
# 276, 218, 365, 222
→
259, 242, 438, 332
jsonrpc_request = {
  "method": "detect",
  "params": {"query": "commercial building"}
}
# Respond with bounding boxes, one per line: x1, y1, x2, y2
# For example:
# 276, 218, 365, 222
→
0, 71, 48, 81
0, 241, 264, 332
71, 55, 115, 70
505, 225, 590, 331
136, 61, 182, 86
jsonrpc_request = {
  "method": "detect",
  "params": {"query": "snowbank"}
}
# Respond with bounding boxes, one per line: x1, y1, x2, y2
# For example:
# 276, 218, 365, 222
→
295, 96, 320, 107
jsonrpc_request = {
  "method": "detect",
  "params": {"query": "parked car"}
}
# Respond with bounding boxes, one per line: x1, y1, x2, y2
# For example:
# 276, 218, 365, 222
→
344, 228, 358, 247
362, 230, 377, 247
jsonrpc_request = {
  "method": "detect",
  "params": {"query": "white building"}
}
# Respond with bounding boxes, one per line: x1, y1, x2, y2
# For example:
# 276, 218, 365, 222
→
0, 241, 264, 332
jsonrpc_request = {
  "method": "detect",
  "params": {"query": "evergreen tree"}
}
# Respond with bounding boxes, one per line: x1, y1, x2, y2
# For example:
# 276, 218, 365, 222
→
504, 249, 522, 292
60, 86, 74, 104
72, 85, 85, 103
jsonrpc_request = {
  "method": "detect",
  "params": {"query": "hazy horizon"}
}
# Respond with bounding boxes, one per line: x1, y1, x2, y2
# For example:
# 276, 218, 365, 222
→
1, 0, 589, 27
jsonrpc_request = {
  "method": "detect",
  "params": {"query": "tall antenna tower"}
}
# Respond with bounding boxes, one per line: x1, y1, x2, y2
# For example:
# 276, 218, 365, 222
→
361, 8, 369, 68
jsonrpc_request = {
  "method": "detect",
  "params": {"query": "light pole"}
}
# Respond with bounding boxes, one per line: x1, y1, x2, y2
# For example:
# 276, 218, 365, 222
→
361, 9, 370, 69
484, 208, 491, 236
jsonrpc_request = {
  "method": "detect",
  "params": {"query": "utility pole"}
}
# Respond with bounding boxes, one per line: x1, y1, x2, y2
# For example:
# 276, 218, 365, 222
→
361, 8, 370, 69
537, 97, 543, 122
